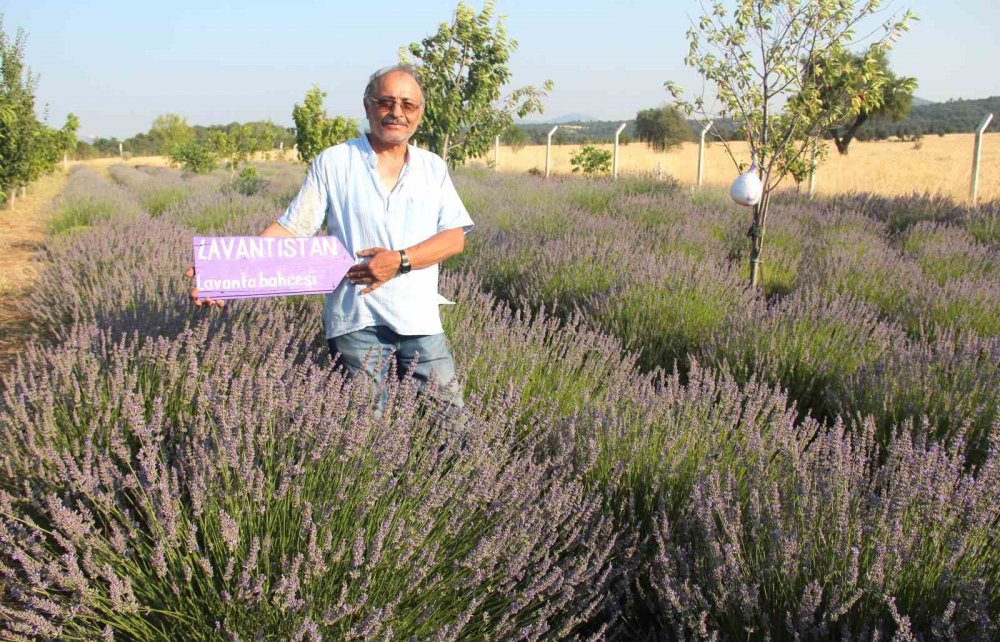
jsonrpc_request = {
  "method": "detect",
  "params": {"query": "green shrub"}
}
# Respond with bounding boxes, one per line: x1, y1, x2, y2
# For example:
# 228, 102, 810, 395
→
570, 145, 612, 176
169, 142, 219, 174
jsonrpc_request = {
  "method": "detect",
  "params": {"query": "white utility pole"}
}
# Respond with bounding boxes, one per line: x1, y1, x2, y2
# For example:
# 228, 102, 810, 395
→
545, 126, 559, 178
971, 113, 994, 205
612, 123, 627, 180
119, 142, 123, 160
697, 121, 712, 189
494, 136, 500, 171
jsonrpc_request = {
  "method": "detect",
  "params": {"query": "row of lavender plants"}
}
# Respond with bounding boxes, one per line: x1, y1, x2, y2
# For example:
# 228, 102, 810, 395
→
0, 164, 996, 639
450, 171, 1000, 464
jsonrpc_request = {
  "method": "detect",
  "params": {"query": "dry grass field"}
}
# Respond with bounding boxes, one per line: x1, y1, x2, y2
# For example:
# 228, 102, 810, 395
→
471, 132, 1000, 202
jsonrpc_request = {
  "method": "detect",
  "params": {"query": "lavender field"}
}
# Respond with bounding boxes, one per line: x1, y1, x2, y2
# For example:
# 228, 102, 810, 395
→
1, 162, 998, 640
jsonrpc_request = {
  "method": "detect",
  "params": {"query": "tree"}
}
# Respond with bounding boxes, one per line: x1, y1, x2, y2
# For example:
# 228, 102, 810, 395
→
148, 113, 194, 155
59, 113, 79, 158
169, 141, 218, 174
634, 105, 691, 151
570, 145, 612, 176
402, 1, 553, 166
500, 123, 530, 152
667, 0, 915, 288
291, 86, 358, 164
814, 49, 916, 154
0, 16, 39, 204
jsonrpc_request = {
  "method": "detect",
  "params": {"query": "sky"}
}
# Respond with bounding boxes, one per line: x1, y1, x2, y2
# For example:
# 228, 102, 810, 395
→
3, 0, 999, 140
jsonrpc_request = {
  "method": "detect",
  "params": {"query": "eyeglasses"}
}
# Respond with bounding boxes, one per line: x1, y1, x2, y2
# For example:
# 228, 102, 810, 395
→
365, 96, 423, 116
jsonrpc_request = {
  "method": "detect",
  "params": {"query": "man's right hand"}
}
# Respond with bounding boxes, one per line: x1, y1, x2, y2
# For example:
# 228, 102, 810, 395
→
185, 266, 225, 308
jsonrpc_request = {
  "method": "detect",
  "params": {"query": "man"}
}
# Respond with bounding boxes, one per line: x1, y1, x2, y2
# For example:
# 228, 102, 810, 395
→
191, 64, 473, 409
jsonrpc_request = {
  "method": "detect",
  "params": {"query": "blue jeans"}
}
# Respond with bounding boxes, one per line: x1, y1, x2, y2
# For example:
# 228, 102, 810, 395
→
328, 326, 464, 410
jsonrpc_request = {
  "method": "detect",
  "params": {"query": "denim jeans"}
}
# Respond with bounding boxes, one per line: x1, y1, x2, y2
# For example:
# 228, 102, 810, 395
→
328, 325, 464, 410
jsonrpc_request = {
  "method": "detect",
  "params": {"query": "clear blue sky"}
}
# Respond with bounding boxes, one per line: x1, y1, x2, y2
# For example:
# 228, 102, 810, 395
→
4, 0, 998, 139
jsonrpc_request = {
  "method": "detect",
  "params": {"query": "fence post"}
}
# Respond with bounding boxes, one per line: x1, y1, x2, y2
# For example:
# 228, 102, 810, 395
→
494, 136, 500, 171
697, 121, 712, 189
613, 123, 627, 180
971, 113, 994, 205
545, 126, 559, 178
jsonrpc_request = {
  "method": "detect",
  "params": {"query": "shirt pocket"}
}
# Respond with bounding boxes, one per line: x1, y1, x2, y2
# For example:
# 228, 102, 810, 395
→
402, 187, 440, 243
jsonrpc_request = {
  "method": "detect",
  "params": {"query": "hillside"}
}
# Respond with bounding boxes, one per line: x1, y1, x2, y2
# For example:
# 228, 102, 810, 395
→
515, 96, 998, 146
859, 95, 999, 140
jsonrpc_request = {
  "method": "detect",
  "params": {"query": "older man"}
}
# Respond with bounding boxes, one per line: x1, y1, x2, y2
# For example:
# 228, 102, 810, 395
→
192, 64, 472, 408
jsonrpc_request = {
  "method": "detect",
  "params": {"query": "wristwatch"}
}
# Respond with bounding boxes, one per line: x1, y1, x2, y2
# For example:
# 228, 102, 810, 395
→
398, 249, 412, 274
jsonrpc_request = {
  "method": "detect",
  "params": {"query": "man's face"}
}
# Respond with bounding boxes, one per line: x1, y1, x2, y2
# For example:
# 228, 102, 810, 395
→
364, 71, 424, 146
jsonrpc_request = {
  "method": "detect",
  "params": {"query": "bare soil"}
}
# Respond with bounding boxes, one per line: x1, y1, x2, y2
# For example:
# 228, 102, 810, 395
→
0, 171, 67, 374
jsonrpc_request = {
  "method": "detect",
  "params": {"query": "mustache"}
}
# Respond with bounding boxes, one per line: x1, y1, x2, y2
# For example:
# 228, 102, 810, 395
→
381, 115, 407, 126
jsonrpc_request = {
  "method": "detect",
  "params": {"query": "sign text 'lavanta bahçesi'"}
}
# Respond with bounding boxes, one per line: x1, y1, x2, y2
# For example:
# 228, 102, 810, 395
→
193, 236, 355, 300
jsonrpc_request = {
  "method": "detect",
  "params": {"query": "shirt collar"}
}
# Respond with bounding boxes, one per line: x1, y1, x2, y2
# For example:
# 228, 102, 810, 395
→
359, 134, 415, 171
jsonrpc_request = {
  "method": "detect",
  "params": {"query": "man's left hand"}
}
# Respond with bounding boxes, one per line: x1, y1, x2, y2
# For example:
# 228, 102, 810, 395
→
347, 247, 402, 294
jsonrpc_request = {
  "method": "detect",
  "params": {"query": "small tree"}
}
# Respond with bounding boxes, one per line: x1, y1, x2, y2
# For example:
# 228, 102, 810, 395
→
0, 17, 38, 203
634, 105, 691, 151
667, 0, 915, 288
815, 49, 917, 154
292, 86, 358, 164
58, 112, 79, 160
402, 1, 553, 166
149, 113, 194, 155
169, 141, 218, 174
501, 123, 530, 152
570, 145, 612, 177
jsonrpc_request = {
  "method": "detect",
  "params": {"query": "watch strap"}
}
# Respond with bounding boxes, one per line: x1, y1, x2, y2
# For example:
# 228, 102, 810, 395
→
398, 249, 412, 274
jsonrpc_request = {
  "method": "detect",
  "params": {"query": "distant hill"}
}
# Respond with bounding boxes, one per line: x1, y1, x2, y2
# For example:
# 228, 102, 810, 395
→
551, 113, 598, 124
510, 96, 997, 147
511, 116, 739, 146
859, 95, 999, 140
520, 113, 599, 124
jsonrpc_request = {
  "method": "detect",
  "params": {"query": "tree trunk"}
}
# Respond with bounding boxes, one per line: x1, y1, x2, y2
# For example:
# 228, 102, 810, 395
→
748, 192, 770, 290
442, 133, 450, 165
832, 113, 869, 155
6, 190, 15, 210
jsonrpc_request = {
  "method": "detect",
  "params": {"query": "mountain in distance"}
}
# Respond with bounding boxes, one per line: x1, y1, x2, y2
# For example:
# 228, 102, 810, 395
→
519, 113, 599, 124
911, 96, 934, 107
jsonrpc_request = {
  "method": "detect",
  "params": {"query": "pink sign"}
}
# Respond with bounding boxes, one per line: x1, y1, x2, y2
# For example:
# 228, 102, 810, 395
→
193, 236, 354, 300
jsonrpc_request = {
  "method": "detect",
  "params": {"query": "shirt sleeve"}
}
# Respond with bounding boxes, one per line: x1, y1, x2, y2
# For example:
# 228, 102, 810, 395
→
277, 155, 329, 236
437, 171, 475, 234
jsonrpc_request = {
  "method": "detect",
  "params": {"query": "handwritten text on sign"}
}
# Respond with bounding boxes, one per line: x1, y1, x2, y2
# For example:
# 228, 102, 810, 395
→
193, 236, 354, 300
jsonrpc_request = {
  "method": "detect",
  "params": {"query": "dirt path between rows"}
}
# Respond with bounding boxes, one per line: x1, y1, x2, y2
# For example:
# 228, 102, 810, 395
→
0, 171, 68, 374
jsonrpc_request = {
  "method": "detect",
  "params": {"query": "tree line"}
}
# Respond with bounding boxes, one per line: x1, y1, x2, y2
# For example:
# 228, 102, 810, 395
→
78, 119, 296, 162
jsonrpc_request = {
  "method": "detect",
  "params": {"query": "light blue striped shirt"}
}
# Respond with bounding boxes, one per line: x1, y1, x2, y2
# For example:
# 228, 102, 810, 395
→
277, 135, 474, 339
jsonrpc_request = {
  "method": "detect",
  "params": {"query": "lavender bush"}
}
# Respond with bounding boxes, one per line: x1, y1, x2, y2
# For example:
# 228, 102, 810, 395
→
452, 172, 1000, 456
5, 162, 998, 639
840, 328, 1000, 463
0, 318, 616, 640
702, 288, 906, 426
48, 167, 144, 234
646, 416, 999, 640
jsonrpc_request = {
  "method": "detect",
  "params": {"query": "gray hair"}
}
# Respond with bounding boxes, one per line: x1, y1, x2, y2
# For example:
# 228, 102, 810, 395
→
364, 64, 425, 103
